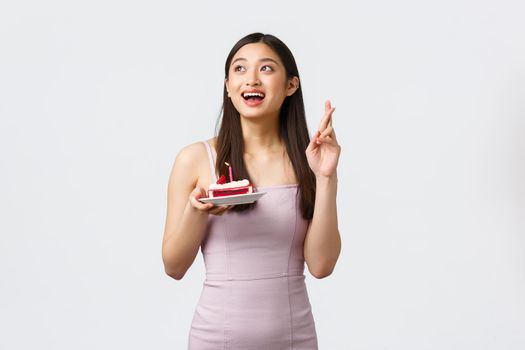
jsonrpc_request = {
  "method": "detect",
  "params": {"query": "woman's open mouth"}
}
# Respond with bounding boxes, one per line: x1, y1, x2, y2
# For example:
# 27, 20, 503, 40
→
242, 92, 265, 107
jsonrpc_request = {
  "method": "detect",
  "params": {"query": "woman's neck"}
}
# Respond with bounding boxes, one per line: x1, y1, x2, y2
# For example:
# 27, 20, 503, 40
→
240, 114, 284, 155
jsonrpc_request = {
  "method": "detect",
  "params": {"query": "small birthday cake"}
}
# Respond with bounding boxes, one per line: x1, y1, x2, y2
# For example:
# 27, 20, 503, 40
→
208, 175, 254, 198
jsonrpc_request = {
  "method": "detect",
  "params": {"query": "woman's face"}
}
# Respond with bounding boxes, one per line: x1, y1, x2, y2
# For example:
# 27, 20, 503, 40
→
225, 42, 299, 119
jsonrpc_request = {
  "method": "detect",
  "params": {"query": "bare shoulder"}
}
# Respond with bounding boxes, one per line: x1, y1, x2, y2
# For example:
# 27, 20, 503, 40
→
206, 136, 218, 150
171, 139, 215, 189
176, 141, 207, 163
178, 137, 216, 155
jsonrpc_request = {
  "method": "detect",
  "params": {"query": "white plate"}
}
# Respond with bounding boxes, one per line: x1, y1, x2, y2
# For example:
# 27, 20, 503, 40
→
198, 192, 266, 205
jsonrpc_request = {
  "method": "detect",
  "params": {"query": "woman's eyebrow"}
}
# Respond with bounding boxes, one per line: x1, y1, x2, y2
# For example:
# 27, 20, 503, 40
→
231, 57, 280, 66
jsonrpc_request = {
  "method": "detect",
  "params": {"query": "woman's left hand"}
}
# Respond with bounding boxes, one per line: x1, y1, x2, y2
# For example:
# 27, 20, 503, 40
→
305, 100, 341, 178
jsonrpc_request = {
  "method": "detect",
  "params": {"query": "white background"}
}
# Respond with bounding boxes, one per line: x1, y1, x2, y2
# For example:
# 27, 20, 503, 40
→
1, 0, 524, 349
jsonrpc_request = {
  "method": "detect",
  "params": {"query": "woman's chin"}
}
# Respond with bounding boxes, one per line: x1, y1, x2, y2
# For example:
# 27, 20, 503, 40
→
240, 107, 277, 117
234, 102, 280, 120
239, 112, 264, 120
236, 106, 264, 117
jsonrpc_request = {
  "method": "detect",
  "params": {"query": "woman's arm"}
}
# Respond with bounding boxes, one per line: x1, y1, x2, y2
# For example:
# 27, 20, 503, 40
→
161, 143, 230, 280
303, 174, 341, 278
303, 100, 342, 278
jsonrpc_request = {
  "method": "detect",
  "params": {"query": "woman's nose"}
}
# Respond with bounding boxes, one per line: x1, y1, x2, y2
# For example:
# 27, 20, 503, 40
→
246, 71, 261, 86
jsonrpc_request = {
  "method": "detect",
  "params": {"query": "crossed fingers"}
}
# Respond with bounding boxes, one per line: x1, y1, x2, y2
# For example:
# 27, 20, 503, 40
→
315, 100, 338, 145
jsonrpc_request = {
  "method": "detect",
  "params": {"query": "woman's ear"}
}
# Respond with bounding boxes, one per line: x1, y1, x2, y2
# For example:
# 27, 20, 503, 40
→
225, 78, 230, 97
286, 76, 300, 96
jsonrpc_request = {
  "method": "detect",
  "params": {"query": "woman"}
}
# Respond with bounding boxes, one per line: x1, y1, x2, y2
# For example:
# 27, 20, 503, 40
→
162, 32, 341, 349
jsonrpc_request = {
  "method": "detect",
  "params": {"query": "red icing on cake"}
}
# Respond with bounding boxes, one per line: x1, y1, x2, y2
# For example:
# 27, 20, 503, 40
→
216, 175, 227, 185
208, 178, 253, 198
209, 186, 253, 198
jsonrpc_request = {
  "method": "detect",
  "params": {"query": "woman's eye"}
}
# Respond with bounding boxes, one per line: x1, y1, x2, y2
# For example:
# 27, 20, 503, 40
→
261, 65, 273, 72
234, 65, 245, 72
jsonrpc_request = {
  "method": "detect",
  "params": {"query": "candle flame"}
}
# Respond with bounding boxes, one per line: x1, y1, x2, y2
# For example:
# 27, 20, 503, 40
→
225, 162, 230, 166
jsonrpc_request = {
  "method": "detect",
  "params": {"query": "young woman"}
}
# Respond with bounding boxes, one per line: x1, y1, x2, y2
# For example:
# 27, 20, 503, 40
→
162, 32, 341, 349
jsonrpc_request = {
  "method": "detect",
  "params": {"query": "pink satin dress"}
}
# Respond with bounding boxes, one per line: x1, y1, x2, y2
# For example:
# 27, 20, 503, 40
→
187, 141, 318, 349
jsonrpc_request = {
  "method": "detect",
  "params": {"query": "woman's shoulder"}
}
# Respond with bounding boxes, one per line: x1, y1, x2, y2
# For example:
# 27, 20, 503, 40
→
173, 137, 217, 187
206, 136, 218, 150
176, 137, 217, 159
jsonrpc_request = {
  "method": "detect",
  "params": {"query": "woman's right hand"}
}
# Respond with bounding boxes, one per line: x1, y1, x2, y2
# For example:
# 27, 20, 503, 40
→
188, 187, 233, 216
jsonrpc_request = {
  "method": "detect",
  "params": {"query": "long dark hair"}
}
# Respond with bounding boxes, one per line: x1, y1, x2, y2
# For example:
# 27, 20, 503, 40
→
215, 32, 315, 220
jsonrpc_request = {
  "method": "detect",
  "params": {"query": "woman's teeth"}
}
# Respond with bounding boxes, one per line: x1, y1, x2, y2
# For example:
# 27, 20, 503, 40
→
242, 92, 265, 100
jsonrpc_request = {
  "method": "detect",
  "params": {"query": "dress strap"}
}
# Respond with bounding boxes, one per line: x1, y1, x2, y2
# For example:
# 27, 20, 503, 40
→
202, 140, 217, 182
